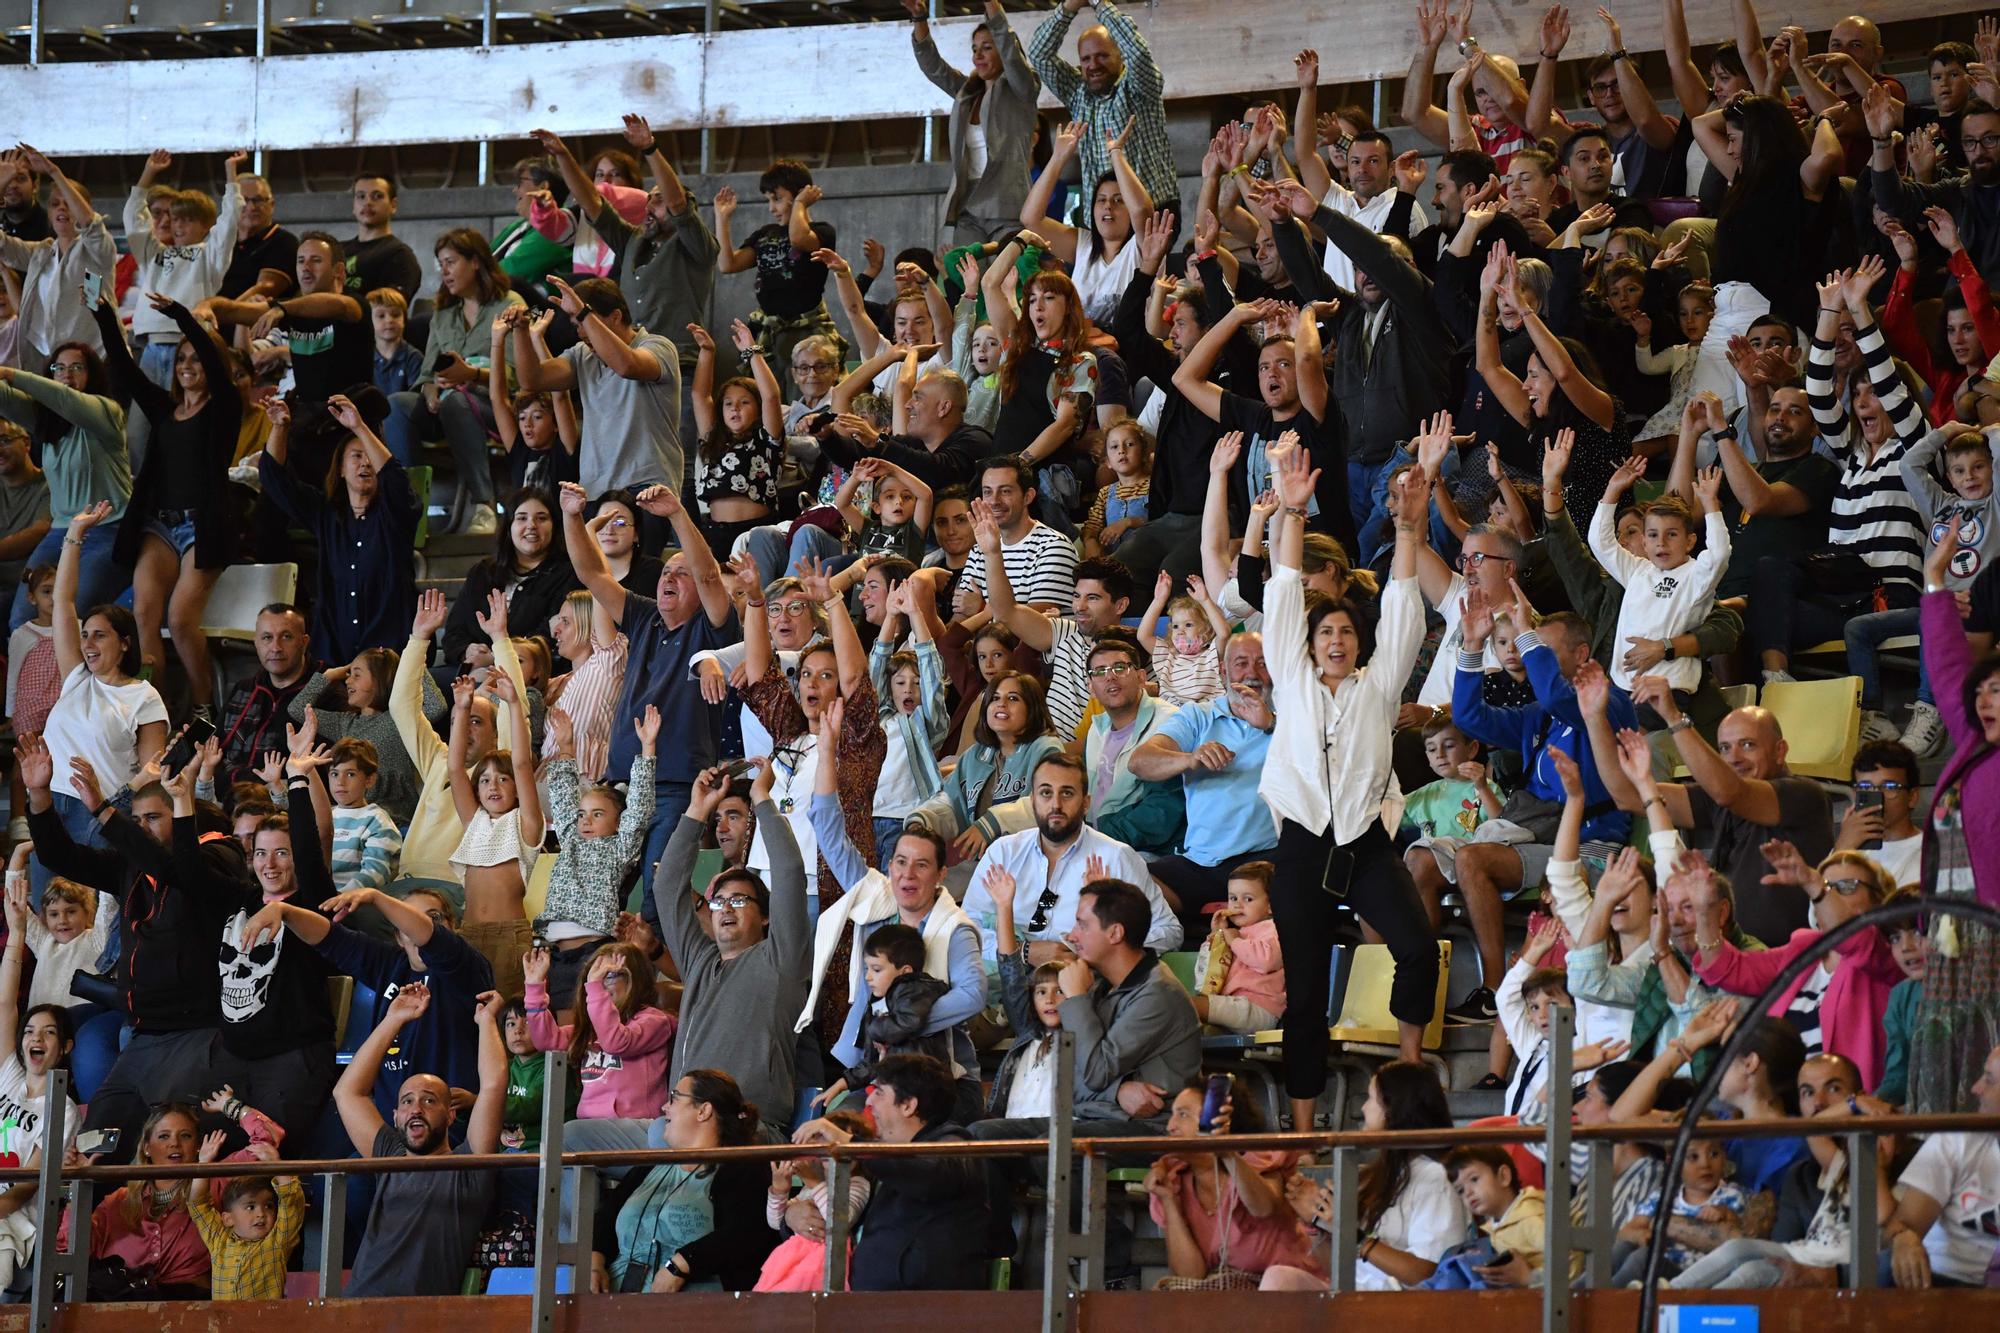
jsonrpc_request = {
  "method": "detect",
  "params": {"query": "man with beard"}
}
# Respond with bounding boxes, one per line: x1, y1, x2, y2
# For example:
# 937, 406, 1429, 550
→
1080, 631, 1185, 857
1296, 129, 1428, 292
1027, 0, 1175, 214
1667, 390, 1838, 604
216, 605, 320, 784
334, 983, 504, 1296
961, 752, 1180, 974
1868, 86, 2000, 289
973, 501, 1127, 736
531, 119, 716, 446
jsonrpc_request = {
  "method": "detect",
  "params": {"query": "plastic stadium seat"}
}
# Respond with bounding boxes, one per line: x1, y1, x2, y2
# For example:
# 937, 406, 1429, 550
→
325, 975, 353, 1048
1160, 950, 1200, 995
200, 563, 299, 642
1330, 941, 1452, 1053
1759, 676, 1862, 780
484, 1266, 575, 1294
407, 464, 434, 548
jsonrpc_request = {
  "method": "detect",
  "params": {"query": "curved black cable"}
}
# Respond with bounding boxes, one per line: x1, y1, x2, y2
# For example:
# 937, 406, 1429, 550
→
1637, 894, 2000, 1333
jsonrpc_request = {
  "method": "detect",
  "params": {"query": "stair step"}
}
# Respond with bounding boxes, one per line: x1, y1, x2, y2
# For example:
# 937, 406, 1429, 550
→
1448, 1088, 1505, 1122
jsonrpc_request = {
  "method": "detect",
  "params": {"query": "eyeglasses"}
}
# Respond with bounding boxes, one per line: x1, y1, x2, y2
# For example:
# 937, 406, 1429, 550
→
1823, 877, 1873, 897
1589, 79, 1621, 95
1459, 551, 1512, 570
1962, 133, 2000, 152
768, 599, 812, 617
1086, 662, 1139, 678
1852, 781, 1907, 792
706, 892, 757, 910
792, 361, 837, 375
421, 909, 447, 925
47, 361, 86, 376
664, 1089, 699, 1106
1027, 885, 1061, 934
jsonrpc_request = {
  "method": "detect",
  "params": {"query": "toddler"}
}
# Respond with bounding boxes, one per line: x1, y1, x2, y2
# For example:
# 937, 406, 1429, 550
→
448, 673, 543, 999
1582, 453, 1730, 693
523, 940, 676, 1122
1612, 1135, 1747, 1283
326, 737, 403, 892
534, 707, 658, 1010
368, 288, 424, 397
1082, 420, 1153, 557
950, 252, 1003, 430
1136, 571, 1228, 706
813, 924, 952, 1111
1634, 281, 1718, 444
690, 318, 784, 557
1419, 1145, 1549, 1288
1192, 860, 1287, 1034
1481, 611, 1538, 708
838, 456, 934, 566
755, 1110, 874, 1291
185, 1144, 305, 1301
869, 584, 947, 866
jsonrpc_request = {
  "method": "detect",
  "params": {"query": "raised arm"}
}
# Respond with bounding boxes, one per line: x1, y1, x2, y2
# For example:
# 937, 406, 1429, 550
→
333, 986, 433, 1154
557, 482, 629, 623
1600, 10, 1679, 150
445, 677, 480, 824
1401, 7, 1453, 148
1661, 0, 1714, 114
52, 501, 112, 679
1171, 298, 1268, 422
1018, 129, 1082, 264
971, 499, 1057, 651
713, 187, 754, 274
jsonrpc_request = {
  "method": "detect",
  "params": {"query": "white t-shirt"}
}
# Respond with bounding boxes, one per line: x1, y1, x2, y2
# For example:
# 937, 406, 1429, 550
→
964, 120, 990, 180
874, 723, 923, 819
1897, 1131, 2000, 1286
1874, 833, 1924, 889
0, 1054, 78, 1168
1070, 235, 1142, 327
1354, 1155, 1472, 1290
1318, 183, 1431, 293
870, 350, 951, 399
41, 664, 169, 796
1418, 571, 1503, 707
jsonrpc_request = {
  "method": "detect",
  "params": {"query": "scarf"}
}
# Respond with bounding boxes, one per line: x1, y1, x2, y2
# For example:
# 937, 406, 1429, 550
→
795, 870, 978, 1033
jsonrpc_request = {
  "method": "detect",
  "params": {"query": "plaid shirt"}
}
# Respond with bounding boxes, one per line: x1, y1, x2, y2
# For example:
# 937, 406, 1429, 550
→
188, 1175, 306, 1300
1028, 0, 1176, 210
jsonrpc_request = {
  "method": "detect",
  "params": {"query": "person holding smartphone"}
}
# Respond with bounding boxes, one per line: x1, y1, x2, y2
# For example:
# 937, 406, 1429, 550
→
1259, 440, 1438, 1131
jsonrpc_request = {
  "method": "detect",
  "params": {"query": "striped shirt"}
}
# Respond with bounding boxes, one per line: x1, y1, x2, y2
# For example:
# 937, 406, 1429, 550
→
961, 520, 1078, 611
1805, 326, 1926, 590
331, 802, 403, 893
1042, 616, 1098, 738
542, 633, 629, 782
1027, 0, 1176, 210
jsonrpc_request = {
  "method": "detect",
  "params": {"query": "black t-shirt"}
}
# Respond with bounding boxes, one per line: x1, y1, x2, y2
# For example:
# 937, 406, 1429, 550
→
1217, 390, 1358, 562
511, 437, 581, 494
1718, 451, 1841, 598
1714, 173, 1836, 328
750, 221, 834, 318
286, 308, 374, 405
224, 224, 300, 300
345, 234, 424, 303
1684, 778, 1833, 946
0, 201, 50, 243
1969, 558, 2000, 636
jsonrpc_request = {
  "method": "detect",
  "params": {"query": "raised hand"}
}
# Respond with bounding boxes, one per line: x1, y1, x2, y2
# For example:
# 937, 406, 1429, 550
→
685, 322, 715, 354
1924, 205, 1963, 254
474, 587, 510, 642
1542, 427, 1575, 492
413, 587, 449, 640
1572, 658, 1610, 715
1548, 743, 1584, 799
634, 703, 663, 750
1540, 3, 1572, 58
713, 185, 738, 217
387, 981, 432, 1024
793, 554, 837, 604
1272, 430, 1319, 509
1847, 254, 1887, 307
1758, 837, 1817, 890
729, 318, 757, 353
1209, 429, 1245, 476
1411, 409, 1455, 477
1611, 726, 1656, 793
1295, 47, 1320, 87
1606, 453, 1649, 498
634, 483, 682, 519
15, 732, 51, 794
1693, 465, 1724, 510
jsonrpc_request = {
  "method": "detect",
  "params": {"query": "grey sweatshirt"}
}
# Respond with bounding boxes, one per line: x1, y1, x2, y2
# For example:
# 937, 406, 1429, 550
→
1059, 950, 1202, 1124
1898, 425, 2000, 592
656, 801, 810, 1131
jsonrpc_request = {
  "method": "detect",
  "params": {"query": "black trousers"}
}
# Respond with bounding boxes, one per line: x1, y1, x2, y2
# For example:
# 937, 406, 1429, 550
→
1271, 818, 1439, 1100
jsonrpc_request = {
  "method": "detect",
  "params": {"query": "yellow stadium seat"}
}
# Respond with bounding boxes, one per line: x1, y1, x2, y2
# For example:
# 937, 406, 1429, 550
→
1758, 675, 1862, 780
1330, 940, 1453, 1052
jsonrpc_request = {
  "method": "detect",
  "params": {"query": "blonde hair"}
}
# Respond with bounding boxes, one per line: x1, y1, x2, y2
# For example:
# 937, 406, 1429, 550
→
41, 878, 96, 930
364, 287, 409, 314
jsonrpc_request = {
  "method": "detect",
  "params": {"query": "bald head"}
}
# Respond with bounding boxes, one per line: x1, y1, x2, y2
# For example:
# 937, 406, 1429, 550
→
1716, 706, 1787, 779
1829, 17, 1883, 72
1077, 25, 1124, 93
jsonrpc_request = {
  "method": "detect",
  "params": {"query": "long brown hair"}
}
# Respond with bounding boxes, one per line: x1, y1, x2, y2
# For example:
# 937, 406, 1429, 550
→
1356, 1062, 1453, 1232
345, 645, 400, 712
999, 270, 1089, 403
972, 669, 1049, 749
567, 942, 661, 1072
700, 376, 763, 465
433, 227, 512, 308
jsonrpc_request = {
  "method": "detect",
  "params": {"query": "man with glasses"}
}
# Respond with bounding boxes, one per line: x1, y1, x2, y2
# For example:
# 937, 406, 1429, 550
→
1835, 741, 1924, 887
220, 172, 297, 305
961, 752, 1180, 976
1409, 520, 1524, 715
1130, 632, 1279, 931
1080, 631, 1186, 859
1868, 86, 2000, 289
1529, 10, 1677, 203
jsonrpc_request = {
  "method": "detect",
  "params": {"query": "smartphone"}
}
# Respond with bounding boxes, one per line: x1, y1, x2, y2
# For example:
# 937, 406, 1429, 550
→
1488, 1250, 1512, 1267
76, 1128, 121, 1157
1855, 788, 1886, 850
164, 715, 216, 774
721, 758, 759, 782
1198, 1073, 1232, 1132
1319, 845, 1355, 901
82, 271, 104, 306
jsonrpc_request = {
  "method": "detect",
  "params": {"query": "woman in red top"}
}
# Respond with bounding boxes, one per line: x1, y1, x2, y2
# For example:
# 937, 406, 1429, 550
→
70, 1104, 210, 1299
1881, 208, 2000, 426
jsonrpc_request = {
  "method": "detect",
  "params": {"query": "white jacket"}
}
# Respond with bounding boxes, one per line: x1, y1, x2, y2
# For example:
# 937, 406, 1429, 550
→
1587, 502, 1731, 693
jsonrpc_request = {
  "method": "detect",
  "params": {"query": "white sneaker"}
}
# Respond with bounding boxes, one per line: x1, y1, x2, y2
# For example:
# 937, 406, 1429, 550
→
1902, 700, 1946, 757
462, 503, 498, 536
1762, 668, 1796, 687
1860, 709, 1901, 744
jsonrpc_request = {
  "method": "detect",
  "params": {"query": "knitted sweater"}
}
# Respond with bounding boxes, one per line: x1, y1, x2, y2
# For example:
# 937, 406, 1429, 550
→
331, 802, 404, 892
288, 669, 449, 827
535, 755, 656, 937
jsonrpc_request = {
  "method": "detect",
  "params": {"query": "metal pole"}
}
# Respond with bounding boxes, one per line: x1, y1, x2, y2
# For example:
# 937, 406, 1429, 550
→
700, 0, 719, 176
1848, 1129, 1879, 1290
821, 1155, 851, 1292
27, 1072, 68, 1332
1327, 1143, 1358, 1291
1040, 1028, 1076, 1333
922, 0, 941, 163
1543, 1003, 1574, 1333
26, 0, 41, 67
531, 1050, 569, 1331
254, 0, 268, 174
1075, 1153, 1106, 1291
1583, 1141, 1615, 1289
317, 1171, 346, 1297
477, 0, 498, 186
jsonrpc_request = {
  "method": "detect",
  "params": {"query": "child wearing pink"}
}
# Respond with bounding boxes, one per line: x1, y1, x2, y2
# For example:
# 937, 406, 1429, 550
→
523, 977, 676, 1121
1201, 917, 1288, 1034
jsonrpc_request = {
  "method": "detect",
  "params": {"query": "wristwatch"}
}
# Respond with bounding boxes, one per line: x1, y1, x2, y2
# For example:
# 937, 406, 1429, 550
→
1662, 640, 1677, 662
1667, 716, 1694, 734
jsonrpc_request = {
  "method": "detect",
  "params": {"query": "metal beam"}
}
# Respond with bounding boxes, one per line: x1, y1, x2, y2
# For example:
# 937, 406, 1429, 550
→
1542, 1003, 1575, 1333
531, 1050, 569, 1331
27, 1072, 68, 1333
1041, 1028, 1076, 1333
0, 0, 1964, 158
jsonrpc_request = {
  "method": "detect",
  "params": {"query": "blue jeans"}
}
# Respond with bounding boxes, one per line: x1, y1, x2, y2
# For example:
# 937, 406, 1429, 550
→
69, 1008, 125, 1104
9, 523, 129, 631
637, 779, 694, 931
873, 816, 906, 869
746, 521, 843, 590
137, 339, 178, 391
1845, 605, 1931, 708
1354, 446, 1461, 565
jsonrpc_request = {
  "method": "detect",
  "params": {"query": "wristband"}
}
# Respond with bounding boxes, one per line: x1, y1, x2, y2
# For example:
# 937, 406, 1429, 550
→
1226, 164, 1251, 179
636, 139, 658, 153
1283, 505, 1310, 517
1538, 48, 1561, 60
62, 536, 84, 548
1926, 581, 1948, 595
1610, 47, 1629, 62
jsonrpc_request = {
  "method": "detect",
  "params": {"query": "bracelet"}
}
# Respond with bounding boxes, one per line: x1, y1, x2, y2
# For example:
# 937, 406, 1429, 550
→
1610, 47, 1629, 62
1926, 582, 1947, 595
1283, 504, 1310, 517
744, 598, 766, 608
1226, 164, 1251, 178
1538, 48, 1560, 60
636, 139, 658, 153
1667, 716, 1694, 734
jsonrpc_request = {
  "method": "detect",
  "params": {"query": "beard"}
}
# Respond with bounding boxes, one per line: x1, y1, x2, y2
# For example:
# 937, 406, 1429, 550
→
1036, 808, 1081, 845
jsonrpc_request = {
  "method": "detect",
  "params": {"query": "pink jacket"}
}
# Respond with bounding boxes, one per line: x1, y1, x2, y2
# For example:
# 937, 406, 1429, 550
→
525, 979, 677, 1121
528, 184, 649, 278
1694, 925, 1906, 1090
1223, 919, 1288, 1019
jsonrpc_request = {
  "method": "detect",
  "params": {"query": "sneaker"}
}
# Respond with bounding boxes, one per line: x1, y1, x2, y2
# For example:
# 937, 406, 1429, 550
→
1471, 1072, 1505, 1091
462, 503, 498, 536
1859, 708, 1901, 744
1902, 699, 1946, 758
1444, 987, 1498, 1026
1762, 668, 1796, 687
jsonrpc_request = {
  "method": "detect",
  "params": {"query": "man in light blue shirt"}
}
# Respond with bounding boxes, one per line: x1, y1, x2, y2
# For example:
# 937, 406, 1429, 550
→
1127, 630, 1279, 934
960, 752, 1181, 990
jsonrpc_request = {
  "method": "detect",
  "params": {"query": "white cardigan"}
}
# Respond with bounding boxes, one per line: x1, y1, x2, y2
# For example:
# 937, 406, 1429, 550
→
1257, 565, 1424, 844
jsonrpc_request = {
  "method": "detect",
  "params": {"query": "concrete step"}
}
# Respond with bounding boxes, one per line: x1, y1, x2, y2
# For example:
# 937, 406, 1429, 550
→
1448, 1087, 1505, 1123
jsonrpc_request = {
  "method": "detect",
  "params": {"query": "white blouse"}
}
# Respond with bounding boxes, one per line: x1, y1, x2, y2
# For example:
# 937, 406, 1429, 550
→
1355, 1155, 1473, 1291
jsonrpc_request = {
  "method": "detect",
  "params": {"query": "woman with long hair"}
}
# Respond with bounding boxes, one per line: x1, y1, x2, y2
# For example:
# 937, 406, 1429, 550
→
1262, 1062, 1467, 1291
385, 227, 526, 535
78, 1103, 210, 1299
0, 880, 78, 1289
1017, 119, 1151, 326
283, 644, 441, 827
0, 342, 130, 629
92, 289, 240, 714
259, 393, 419, 662
441, 487, 579, 671
687, 320, 784, 558
591, 1069, 775, 1293
523, 939, 674, 1126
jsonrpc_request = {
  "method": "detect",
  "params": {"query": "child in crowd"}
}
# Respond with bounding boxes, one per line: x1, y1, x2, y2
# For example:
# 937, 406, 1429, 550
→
287, 653, 441, 828
1192, 860, 1287, 1034
689, 319, 785, 557
368, 288, 424, 398
1612, 1135, 1747, 1284
185, 1140, 305, 1301
1584, 453, 1730, 693
870, 583, 948, 866
123, 149, 242, 387
1082, 419, 1154, 557
950, 253, 1004, 431
488, 305, 579, 495
1499, 918, 1625, 1139
1881, 423, 2000, 750
6, 563, 59, 740
523, 940, 675, 1123
755, 1110, 874, 1292
987, 861, 1066, 1118
812, 924, 952, 1112
1634, 281, 1718, 444
326, 738, 403, 893
837, 457, 934, 566
1418, 1145, 1548, 1289
713, 160, 842, 377
1400, 718, 1505, 844
5, 861, 115, 1011
533, 707, 658, 1011
1482, 610, 1538, 709
497, 996, 577, 1151
448, 674, 543, 1000
1135, 572, 1229, 706
1877, 893, 1928, 1107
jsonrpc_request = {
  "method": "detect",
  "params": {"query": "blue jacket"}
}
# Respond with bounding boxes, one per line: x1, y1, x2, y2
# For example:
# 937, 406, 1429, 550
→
1451, 629, 1636, 844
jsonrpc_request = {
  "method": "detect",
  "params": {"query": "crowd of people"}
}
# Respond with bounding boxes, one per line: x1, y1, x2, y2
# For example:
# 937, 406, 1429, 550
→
0, 0, 1993, 1302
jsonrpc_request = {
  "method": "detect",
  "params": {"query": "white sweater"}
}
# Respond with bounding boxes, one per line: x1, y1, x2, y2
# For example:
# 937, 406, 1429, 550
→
1587, 503, 1731, 693
121, 183, 242, 340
